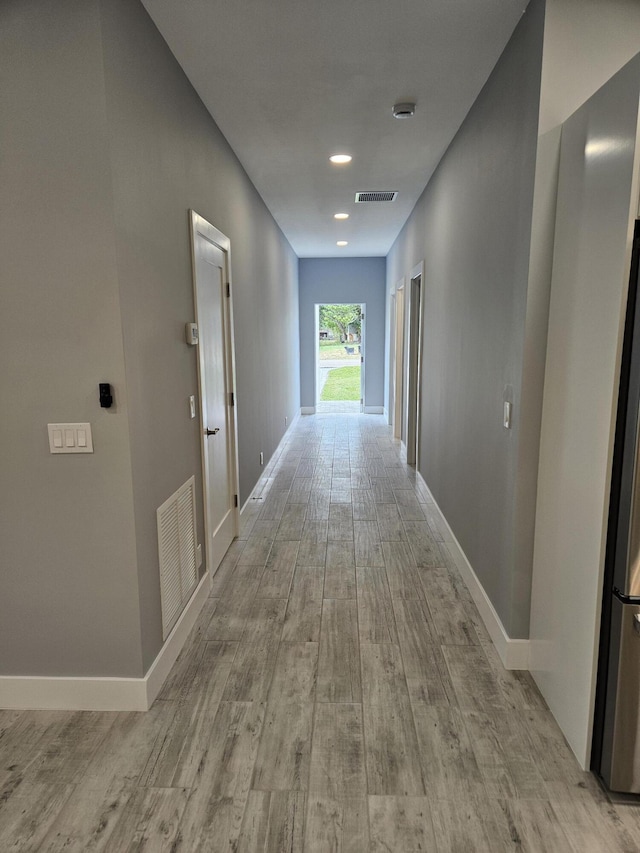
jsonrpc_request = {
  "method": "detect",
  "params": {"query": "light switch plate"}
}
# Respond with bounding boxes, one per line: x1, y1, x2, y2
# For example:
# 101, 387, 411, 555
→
503, 402, 512, 430
189, 395, 196, 419
48, 423, 93, 453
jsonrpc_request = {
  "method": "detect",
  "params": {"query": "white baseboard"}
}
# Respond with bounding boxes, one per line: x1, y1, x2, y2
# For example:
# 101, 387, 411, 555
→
416, 472, 530, 670
144, 571, 211, 705
0, 674, 149, 712
364, 406, 384, 414
0, 571, 211, 711
240, 410, 301, 515
300, 406, 315, 415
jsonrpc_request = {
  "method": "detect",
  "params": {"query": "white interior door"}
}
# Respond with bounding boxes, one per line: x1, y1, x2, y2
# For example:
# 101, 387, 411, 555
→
191, 212, 239, 575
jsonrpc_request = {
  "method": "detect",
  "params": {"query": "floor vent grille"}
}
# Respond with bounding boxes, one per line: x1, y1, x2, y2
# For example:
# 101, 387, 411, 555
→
157, 476, 198, 639
355, 191, 398, 203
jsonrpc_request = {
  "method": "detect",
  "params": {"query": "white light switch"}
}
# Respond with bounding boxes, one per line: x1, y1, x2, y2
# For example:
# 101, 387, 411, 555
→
189, 395, 196, 419
48, 423, 93, 454
503, 402, 512, 430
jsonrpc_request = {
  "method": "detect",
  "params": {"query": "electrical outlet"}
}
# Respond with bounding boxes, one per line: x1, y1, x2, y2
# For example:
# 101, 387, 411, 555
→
260, 452, 264, 465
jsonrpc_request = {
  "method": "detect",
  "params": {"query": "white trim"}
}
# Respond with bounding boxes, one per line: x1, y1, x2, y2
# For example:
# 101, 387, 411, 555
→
406, 262, 424, 468
0, 675, 148, 712
240, 410, 301, 515
360, 302, 366, 413
240, 476, 264, 514
383, 407, 388, 419
0, 571, 211, 711
417, 471, 530, 670
314, 304, 321, 409
364, 406, 384, 414
301, 406, 316, 415
144, 571, 211, 705
393, 280, 405, 439
189, 210, 240, 577
288, 409, 301, 431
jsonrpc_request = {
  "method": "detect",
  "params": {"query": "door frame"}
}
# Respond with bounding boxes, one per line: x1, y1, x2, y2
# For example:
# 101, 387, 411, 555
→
359, 304, 366, 412
189, 210, 240, 575
393, 280, 405, 439
406, 262, 424, 466
314, 303, 321, 412
315, 302, 365, 410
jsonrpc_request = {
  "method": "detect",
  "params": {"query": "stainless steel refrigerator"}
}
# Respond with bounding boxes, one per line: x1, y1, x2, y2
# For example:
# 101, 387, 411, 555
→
593, 219, 640, 793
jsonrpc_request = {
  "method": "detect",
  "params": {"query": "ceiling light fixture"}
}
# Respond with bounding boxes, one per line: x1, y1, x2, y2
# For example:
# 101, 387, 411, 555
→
392, 102, 416, 119
337, 241, 348, 246
329, 153, 352, 164
334, 213, 349, 220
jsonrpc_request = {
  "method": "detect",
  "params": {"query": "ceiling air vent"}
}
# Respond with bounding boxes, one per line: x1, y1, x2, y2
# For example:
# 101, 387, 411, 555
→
355, 191, 398, 203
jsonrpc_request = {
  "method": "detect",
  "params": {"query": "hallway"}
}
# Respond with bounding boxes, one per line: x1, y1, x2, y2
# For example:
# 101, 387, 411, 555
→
2, 413, 640, 851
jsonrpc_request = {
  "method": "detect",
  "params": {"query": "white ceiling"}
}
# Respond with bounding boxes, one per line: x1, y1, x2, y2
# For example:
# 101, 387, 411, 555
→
141, 0, 528, 257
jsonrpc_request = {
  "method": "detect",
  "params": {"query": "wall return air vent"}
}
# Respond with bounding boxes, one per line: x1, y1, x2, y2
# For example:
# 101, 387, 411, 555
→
355, 191, 398, 203
157, 476, 198, 639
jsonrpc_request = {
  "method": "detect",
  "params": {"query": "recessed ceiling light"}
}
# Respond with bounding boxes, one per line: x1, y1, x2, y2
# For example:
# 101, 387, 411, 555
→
337, 241, 348, 247
334, 213, 349, 220
329, 154, 352, 164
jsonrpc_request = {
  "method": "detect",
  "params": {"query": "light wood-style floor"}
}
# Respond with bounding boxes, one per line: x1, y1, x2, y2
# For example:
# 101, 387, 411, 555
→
3, 414, 640, 851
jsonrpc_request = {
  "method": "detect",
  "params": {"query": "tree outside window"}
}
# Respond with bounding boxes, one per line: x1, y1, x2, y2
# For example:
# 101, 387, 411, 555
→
319, 304, 361, 343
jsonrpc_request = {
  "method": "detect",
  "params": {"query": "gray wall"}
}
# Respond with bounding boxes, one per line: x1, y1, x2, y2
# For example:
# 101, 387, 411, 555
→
386, 0, 545, 638
299, 258, 386, 409
0, 0, 142, 677
0, 0, 300, 678
99, 0, 300, 669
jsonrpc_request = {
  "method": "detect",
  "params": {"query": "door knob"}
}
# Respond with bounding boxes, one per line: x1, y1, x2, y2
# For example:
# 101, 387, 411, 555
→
205, 428, 220, 436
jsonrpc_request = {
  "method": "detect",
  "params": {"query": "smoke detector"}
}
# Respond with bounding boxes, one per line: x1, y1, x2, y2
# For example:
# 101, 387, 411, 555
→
392, 102, 416, 119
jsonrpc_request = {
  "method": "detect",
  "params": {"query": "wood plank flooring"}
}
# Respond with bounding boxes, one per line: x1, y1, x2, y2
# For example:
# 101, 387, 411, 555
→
2, 413, 639, 851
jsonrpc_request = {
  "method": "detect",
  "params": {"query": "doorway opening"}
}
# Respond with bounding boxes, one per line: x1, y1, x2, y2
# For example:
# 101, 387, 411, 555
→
406, 263, 424, 466
316, 303, 364, 413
